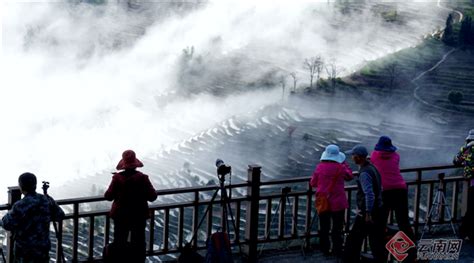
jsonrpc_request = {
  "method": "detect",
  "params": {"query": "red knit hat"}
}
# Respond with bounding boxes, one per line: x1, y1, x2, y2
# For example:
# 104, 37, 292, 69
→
116, 150, 144, 170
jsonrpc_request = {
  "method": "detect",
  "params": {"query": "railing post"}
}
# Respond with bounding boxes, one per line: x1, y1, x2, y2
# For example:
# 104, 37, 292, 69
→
192, 191, 199, 249
439, 173, 446, 223
6, 187, 22, 263
72, 203, 79, 262
244, 165, 261, 262
461, 179, 470, 216
413, 170, 422, 238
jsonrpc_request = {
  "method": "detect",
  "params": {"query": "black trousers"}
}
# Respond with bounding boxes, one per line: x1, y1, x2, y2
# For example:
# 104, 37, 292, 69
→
460, 185, 474, 240
113, 218, 147, 263
319, 210, 345, 254
382, 189, 413, 236
343, 209, 387, 263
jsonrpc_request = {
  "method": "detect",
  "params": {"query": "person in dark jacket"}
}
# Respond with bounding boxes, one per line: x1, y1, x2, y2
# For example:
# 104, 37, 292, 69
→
454, 129, 474, 241
343, 145, 387, 263
105, 150, 158, 263
2, 172, 64, 263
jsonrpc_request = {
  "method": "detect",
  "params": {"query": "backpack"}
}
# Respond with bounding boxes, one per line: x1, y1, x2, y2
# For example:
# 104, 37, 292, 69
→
205, 232, 233, 263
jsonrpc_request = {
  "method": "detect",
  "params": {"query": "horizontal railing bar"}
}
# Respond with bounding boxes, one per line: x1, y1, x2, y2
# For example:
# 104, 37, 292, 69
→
57, 176, 465, 214
60, 176, 466, 219
259, 165, 460, 187
61, 197, 251, 219
63, 210, 109, 219
260, 177, 309, 186
50, 165, 462, 207
400, 164, 459, 173
157, 182, 250, 195
149, 197, 249, 210
43, 176, 474, 221
55, 183, 250, 206
57, 196, 106, 205
406, 176, 465, 185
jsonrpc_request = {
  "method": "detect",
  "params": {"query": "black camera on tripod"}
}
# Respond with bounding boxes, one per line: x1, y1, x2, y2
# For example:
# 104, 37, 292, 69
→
42, 181, 50, 193
216, 159, 231, 181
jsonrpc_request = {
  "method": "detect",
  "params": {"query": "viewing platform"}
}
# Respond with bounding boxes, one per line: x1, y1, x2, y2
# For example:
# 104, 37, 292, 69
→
0, 163, 472, 262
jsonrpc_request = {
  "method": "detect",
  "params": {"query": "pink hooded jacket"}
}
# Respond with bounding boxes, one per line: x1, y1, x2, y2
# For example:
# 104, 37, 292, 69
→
370, 150, 407, 191
310, 162, 353, 212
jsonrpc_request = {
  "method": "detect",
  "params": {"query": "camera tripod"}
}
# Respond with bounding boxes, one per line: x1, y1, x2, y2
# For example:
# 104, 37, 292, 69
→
300, 209, 319, 258
42, 181, 66, 263
188, 172, 243, 256
0, 248, 6, 263
259, 187, 297, 257
419, 173, 457, 240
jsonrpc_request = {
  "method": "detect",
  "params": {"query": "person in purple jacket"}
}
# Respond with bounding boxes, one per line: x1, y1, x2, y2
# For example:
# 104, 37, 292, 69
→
310, 144, 353, 256
371, 136, 412, 238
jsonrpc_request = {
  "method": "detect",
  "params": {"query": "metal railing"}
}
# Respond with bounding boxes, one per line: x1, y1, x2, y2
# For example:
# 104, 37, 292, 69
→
0, 164, 469, 262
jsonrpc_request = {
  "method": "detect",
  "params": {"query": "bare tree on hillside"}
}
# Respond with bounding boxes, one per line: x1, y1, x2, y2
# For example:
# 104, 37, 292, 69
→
290, 72, 298, 92
304, 56, 325, 89
314, 56, 325, 88
325, 60, 344, 90
304, 57, 318, 88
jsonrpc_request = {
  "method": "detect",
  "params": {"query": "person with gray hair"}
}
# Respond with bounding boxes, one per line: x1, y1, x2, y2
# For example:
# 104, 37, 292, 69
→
1, 172, 64, 263
454, 129, 474, 241
343, 145, 386, 263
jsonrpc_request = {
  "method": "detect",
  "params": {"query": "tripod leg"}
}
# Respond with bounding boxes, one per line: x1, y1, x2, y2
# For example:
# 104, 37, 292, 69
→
259, 199, 283, 257
224, 200, 243, 255
0, 248, 6, 263
219, 184, 244, 257
189, 187, 221, 246
421, 190, 447, 240
420, 191, 438, 240
301, 209, 318, 258
221, 196, 228, 233
283, 195, 298, 249
53, 221, 66, 263
286, 196, 296, 234
439, 192, 457, 237
306, 210, 319, 247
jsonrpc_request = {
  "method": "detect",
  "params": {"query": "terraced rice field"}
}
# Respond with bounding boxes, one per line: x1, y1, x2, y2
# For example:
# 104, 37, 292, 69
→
46, 101, 470, 261
415, 48, 474, 113
351, 38, 452, 98
58, 103, 466, 199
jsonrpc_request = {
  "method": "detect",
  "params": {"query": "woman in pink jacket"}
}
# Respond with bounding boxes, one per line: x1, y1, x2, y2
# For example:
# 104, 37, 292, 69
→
371, 136, 412, 238
310, 144, 353, 256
